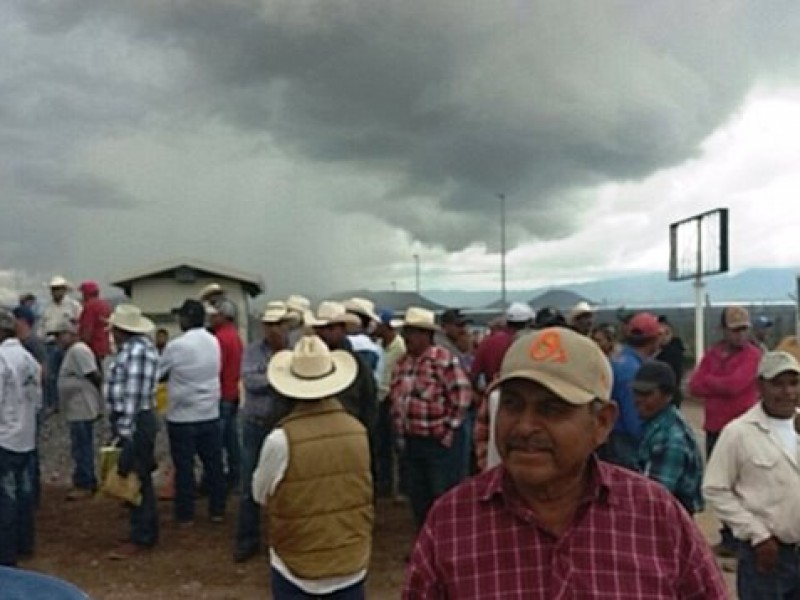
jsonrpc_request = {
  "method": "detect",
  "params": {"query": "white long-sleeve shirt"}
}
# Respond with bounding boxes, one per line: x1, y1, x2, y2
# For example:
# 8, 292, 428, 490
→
0, 338, 42, 452
703, 403, 800, 546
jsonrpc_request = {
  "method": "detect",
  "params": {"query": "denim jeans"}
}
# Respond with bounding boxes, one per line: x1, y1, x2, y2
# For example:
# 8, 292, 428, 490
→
44, 344, 62, 412
168, 418, 225, 523
271, 568, 365, 599
737, 541, 800, 599
219, 401, 241, 490
374, 400, 395, 496
128, 410, 159, 547
235, 417, 271, 554
403, 429, 464, 529
69, 420, 97, 490
0, 447, 35, 566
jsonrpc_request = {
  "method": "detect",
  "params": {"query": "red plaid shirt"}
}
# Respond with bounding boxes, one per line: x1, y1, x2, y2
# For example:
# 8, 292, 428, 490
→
404, 459, 727, 599
390, 345, 472, 447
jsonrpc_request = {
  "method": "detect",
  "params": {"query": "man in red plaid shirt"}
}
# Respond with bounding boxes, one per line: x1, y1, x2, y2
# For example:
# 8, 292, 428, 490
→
404, 327, 726, 599
390, 307, 472, 529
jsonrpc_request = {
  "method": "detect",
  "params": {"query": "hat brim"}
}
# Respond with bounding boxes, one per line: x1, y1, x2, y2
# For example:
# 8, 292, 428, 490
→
490, 369, 599, 405
107, 315, 155, 334
308, 314, 361, 328
400, 321, 441, 332
268, 350, 357, 401
761, 365, 800, 380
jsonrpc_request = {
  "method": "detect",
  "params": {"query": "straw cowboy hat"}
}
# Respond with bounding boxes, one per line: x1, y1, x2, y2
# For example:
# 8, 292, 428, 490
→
343, 297, 380, 323
199, 283, 224, 301
261, 301, 292, 324
569, 301, 594, 320
305, 301, 361, 328
268, 335, 357, 401
286, 294, 311, 314
399, 307, 441, 331
107, 304, 155, 334
48, 276, 72, 289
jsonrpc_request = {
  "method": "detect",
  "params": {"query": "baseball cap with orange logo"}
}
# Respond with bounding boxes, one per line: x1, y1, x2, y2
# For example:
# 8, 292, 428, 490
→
491, 327, 613, 405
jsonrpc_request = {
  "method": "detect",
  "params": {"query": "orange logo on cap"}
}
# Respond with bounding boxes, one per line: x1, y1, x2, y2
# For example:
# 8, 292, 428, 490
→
529, 330, 568, 364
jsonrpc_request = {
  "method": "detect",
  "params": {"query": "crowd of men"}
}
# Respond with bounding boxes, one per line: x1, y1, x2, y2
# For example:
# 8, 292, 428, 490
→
2, 277, 800, 598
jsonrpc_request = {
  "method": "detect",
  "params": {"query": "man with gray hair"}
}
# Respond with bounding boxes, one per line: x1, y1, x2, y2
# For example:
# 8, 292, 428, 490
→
0, 308, 42, 566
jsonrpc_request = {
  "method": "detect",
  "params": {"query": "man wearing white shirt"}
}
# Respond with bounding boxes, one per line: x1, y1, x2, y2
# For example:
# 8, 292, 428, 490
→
158, 299, 225, 526
704, 351, 800, 599
0, 309, 42, 566
253, 335, 372, 599
39, 276, 82, 413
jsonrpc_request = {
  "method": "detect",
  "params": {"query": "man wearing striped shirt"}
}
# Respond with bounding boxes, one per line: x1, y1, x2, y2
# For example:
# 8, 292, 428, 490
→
104, 305, 159, 560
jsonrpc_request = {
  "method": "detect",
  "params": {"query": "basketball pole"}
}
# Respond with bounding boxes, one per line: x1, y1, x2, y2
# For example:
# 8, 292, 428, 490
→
694, 217, 704, 366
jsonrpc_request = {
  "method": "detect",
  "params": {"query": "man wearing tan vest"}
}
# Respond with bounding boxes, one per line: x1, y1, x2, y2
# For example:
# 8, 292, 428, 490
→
252, 335, 373, 599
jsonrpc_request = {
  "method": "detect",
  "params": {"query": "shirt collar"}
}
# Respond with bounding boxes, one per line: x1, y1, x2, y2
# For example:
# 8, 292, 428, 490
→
479, 455, 615, 507
745, 402, 790, 433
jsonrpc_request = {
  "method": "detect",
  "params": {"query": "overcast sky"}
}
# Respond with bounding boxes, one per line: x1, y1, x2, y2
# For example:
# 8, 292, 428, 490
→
4, 1, 800, 299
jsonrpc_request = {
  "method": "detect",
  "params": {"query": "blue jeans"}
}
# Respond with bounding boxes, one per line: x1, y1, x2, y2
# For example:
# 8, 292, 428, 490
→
271, 568, 365, 599
0, 447, 35, 566
128, 411, 159, 547
458, 407, 476, 480
168, 419, 225, 523
220, 401, 241, 490
235, 417, 273, 554
403, 430, 464, 529
69, 420, 97, 490
44, 344, 62, 412
737, 541, 800, 599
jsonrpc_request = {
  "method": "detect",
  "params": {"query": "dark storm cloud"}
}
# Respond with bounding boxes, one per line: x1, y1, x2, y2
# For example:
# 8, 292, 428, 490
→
12, 166, 138, 210
8, 0, 800, 256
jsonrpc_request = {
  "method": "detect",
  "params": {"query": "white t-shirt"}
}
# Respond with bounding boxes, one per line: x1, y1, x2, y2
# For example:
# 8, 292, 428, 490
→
0, 338, 42, 452
767, 415, 798, 457
58, 341, 102, 422
158, 328, 221, 423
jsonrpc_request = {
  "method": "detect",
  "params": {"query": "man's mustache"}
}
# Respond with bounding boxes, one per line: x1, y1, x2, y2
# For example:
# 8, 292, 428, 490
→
506, 437, 553, 452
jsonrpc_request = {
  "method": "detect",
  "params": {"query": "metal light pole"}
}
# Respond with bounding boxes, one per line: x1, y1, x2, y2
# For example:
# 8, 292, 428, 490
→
497, 193, 507, 310
413, 254, 420, 295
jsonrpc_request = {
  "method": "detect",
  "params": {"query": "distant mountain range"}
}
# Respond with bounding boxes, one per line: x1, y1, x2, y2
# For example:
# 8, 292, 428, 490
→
423, 267, 800, 309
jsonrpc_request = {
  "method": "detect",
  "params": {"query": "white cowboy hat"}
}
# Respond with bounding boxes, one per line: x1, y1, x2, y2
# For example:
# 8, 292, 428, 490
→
569, 301, 594, 320
261, 300, 291, 324
199, 283, 224, 301
286, 294, 311, 313
306, 301, 361, 328
268, 335, 357, 401
107, 304, 155, 334
399, 307, 441, 331
343, 297, 380, 322
48, 276, 72, 289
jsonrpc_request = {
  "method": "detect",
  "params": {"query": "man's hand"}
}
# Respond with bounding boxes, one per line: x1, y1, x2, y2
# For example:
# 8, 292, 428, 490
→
754, 537, 780, 573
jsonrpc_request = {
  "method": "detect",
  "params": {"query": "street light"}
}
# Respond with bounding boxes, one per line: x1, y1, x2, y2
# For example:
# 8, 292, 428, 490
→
497, 193, 507, 310
413, 254, 420, 295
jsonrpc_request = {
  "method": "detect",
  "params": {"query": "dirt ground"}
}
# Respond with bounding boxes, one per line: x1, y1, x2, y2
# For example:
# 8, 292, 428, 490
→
20, 398, 736, 598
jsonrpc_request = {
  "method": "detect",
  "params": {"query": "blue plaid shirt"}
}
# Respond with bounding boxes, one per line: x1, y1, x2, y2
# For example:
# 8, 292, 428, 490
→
637, 405, 704, 514
105, 334, 158, 439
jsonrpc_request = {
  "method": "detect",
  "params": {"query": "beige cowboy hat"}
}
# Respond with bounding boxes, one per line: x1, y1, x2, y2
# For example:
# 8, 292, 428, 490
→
261, 301, 291, 324
268, 335, 357, 401
199, 283, 224, 301
399, 306, 441, 331
343, 297, 380, 323
107, 304, 155, 334
306, 301, 361, 328
48, 275, 72, 289
569, 301, 595, 320
286, 294, 311, 313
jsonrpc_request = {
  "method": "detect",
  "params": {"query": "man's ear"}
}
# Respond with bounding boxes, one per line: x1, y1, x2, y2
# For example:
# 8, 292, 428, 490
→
593, 401, 618, 447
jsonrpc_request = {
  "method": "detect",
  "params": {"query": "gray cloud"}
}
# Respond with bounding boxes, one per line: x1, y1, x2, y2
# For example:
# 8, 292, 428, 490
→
4, 1, 800, 294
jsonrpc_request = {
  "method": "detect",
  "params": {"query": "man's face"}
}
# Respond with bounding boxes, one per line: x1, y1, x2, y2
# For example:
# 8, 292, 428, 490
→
495, 379, 616, 496
443, 321, 465, 342
754, 327, 770, 343
155, 331, 169, 348
574, 313, 593, 335
263, 322, 288, 349
51, 286, 66, 302
633, 387, 672, 421
208, 313, 224, 330
591, 330, 614, 356
401, 327, 430, 356
723, 325, 750, 349
658, 324, 672, 348
314, 323, 345, 349
760, 371, 800, 419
